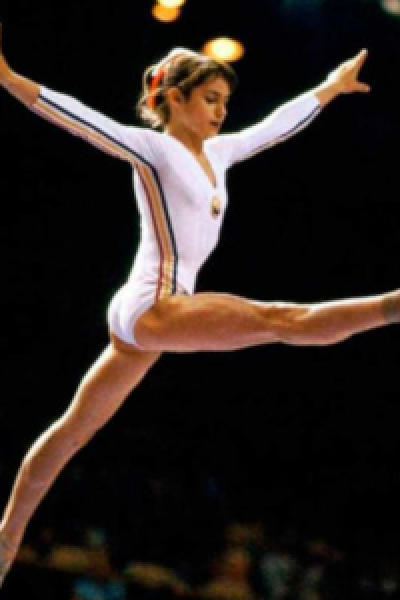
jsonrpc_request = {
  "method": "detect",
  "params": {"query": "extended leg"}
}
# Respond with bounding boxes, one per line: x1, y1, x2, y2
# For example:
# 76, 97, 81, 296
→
134, 289, 400, 352
0, 343, 160, 584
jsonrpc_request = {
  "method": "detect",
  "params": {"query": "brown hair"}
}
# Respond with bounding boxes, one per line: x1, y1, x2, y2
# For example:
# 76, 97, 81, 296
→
136, 47, 238, 129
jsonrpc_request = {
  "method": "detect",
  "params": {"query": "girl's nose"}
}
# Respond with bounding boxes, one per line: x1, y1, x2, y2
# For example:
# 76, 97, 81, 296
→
216, 103, 226, 119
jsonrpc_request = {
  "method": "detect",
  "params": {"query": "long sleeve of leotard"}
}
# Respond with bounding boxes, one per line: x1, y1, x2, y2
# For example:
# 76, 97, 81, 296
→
206, 91, 321, 169
32, 85, 156, 167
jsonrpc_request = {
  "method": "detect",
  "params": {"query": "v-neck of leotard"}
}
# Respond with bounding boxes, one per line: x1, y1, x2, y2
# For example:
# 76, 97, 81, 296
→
162, 132, 218, 190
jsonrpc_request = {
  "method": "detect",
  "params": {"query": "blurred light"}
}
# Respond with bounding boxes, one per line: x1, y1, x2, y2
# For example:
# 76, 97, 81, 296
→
382, 0, 400, 15
157, 0, 186, 7
202, 37, 245, 63
152, 3, 181, 22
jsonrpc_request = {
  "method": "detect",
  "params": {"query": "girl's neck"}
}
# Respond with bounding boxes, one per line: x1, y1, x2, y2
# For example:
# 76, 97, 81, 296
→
164, 123, 204, 156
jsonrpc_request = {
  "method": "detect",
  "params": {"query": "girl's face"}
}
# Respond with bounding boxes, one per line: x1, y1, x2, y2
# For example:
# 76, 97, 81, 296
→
178, 75, 231, 139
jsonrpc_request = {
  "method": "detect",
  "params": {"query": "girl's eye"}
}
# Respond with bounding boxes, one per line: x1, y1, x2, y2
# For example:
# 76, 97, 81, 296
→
205, 96, 229, 109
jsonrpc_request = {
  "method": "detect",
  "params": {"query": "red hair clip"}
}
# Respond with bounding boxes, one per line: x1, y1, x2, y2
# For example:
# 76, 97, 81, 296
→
148, 67, 166, 110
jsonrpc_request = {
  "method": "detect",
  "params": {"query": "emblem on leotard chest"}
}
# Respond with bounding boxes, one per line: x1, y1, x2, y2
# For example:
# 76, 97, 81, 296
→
211, 195, 221, 218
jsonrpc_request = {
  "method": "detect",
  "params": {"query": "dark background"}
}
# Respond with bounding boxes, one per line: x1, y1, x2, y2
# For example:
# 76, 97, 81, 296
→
1, 0, 400, 579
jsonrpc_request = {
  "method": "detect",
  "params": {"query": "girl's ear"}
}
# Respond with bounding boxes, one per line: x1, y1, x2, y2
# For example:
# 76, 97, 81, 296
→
165, 86, 185, 111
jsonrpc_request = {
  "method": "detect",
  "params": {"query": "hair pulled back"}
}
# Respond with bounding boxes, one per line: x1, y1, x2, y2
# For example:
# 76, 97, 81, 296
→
137, 47, 237, 129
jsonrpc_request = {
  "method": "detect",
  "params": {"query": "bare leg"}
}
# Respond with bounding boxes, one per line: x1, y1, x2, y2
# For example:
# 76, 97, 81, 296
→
2, 288, 399, 581
0, 343, 160, 584
134, 289, 400, 352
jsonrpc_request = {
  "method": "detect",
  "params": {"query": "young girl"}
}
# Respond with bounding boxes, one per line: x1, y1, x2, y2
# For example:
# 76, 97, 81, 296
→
1, 24, 399, 584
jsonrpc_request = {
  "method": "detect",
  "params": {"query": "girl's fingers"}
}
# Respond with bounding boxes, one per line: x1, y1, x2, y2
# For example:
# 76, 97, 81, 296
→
357, 48, 368, 61
357, 82, 371, 93
354, 49, 368, 63
344, 81, 370, 94
352, 49, 368, 72
345, 49, 367, 75
343, 50, 369, 88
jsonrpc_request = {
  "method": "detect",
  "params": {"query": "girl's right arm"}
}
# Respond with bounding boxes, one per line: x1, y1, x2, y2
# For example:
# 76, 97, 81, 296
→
0, 24, 154, 166
208, 49, 370, 170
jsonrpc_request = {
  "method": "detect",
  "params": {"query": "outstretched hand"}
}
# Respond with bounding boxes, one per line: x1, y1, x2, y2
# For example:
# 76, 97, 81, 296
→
0, 24, 11, 84
326, 49, 370, 95
0, 24, 39, 106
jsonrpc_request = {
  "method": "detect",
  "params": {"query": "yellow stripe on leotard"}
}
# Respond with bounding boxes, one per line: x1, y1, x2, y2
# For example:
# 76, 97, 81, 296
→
34, 94, 177, 299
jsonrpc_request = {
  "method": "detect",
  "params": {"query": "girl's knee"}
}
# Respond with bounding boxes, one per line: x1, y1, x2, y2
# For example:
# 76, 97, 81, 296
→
265, 303, 345, 345
260, 302, 319, 343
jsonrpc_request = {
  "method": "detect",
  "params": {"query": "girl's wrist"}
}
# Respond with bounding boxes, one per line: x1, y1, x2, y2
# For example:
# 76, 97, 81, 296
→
313, 80, 342, 107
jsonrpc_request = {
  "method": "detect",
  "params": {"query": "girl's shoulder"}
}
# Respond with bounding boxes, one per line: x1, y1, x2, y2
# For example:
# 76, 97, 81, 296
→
123, 126, 168, 165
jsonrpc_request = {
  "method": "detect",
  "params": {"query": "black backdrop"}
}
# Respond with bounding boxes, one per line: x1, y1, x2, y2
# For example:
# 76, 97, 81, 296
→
1, 0, 400, 567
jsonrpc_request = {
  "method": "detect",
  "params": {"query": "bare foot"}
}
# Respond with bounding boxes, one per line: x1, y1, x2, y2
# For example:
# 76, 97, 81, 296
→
0, 532, 17, 587
382, 289, 400, 324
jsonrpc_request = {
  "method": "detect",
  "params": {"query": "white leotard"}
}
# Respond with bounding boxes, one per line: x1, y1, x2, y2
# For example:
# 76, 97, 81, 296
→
33, 86, 321, 345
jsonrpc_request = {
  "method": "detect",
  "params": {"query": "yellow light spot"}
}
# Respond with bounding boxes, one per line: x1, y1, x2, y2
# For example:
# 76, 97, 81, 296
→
157, 0, 186, 7
382, 0, 400, 15
152, 3, 181, 22
202, 37, 245, 63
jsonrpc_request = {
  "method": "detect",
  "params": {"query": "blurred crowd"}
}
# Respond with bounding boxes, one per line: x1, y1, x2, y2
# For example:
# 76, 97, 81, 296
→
6, 521, 400, 600
1, 423, 399, 600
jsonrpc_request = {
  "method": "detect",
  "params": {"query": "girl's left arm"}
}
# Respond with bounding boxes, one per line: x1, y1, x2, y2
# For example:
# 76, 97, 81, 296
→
209, 49, 370, 168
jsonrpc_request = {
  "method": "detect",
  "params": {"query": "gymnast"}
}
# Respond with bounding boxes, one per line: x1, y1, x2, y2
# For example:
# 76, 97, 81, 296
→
0, 22, 399, 585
